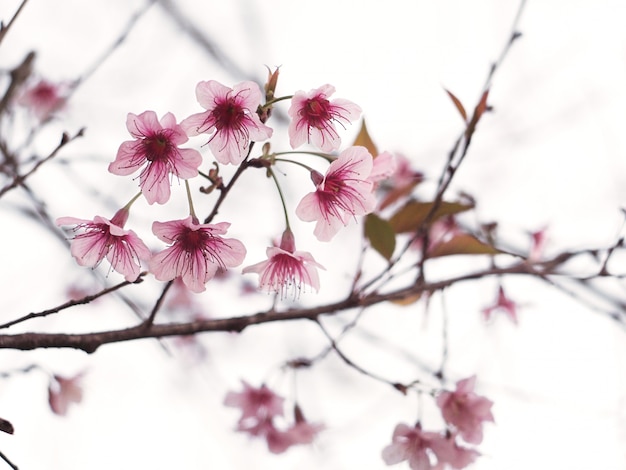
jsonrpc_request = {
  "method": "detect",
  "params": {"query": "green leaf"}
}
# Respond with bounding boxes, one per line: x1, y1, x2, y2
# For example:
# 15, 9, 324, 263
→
389, 200, 474, 233
365, 213, 396, 260
428, 233, 502, 258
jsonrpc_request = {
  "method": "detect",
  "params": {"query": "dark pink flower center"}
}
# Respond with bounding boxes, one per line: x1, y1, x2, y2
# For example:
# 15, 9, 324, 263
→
212, 98, 246, 131
33, 84, 57, 101
301, 97, 332, 129
177, 227, 211, 252
143, 132, 174, 162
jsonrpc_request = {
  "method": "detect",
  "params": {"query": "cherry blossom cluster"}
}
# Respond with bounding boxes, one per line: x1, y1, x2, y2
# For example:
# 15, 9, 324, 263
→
383, 376, 494, 470
224, 380, 323, 454
56, 71, 394, 296
51, 69, 497, 467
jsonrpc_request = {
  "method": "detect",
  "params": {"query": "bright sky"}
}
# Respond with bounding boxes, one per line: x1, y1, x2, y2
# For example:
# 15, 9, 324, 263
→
1, 0, 625, 469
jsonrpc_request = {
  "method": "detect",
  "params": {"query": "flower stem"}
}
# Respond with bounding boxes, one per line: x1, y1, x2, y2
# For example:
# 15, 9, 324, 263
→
268, 168, 291, 229
274, 150, 335, 163
122, 191, 143, 210
263, 95, 294, 108
185, 180, 197, 221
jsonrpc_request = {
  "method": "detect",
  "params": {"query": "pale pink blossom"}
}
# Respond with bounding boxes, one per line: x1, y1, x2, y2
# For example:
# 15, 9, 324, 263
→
48, 372, 85, 416
481, 285, 519, 324
264, 417, 324, 454
296, 146, 377, 241
379, 153, 424, 210
182, 80, 272, 165
224, 380, 285, 422
429, 435, 480, 469
287, 404, 324, 446
383, 424, 478, 470
242, 229, 324, 296
150, 216, 246, 293
57, 208, 151, 282
108, 111, 202, 205
436, 376, 495, 445
382, 423, 441, 470
412, 216, 462, 256
288, 84, 361, 152
368, 151, 398, 185
233, 417, 304, 454
225, 383, 323, 453
18, 79, 68, 120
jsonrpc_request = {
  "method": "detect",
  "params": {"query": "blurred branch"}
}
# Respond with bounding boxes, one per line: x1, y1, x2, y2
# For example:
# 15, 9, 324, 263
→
156, 0, 249, 79
0, 51, 35, 116
0, 0, 29, 46
71, 0, 156, 91
0, 128, 84, 198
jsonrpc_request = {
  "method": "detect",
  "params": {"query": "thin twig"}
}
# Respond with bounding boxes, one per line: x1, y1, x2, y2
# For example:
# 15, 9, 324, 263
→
0, 449, 18, 470
142, 280, 173, 328
0, 274, 146, 330
0, 128, 84, 198
0, 0, 29, 46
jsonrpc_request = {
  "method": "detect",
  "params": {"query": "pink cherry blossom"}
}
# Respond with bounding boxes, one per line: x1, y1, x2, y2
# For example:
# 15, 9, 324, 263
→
381, 423, 441, 470
368, 151, 398, 185
429, 435, 480, 469
242, 229, 325, 296
181, 80, 273, 165
288, 84, 361, 152
481, 285, 519, 324
412, 216, 462, 257
57, 208, 151, 282
150, 216, 246, 293
18, 79, 68, 120
225, 383, 323, 454
287, 404, 324, 446
224, 380, 285, 422
383, 424, 478, 470
436, 375, 495, 445
48, 372, 85, 416
379, 153, 424, 210
108, 111, 203, 205
296, 146, 377, 241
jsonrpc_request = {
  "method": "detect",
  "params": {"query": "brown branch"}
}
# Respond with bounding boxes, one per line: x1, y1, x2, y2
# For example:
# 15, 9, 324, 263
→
0, 260, 550, 353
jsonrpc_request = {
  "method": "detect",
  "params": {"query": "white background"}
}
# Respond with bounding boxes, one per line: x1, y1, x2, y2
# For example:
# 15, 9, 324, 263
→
0, 0, 625, 469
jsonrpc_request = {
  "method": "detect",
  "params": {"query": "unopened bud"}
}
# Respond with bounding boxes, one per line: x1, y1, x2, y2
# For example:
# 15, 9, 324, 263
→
264, 66, 280, 101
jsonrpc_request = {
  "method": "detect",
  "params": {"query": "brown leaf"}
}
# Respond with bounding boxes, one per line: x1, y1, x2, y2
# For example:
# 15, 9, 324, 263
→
389, 200, 474, 233
428, 233, 502, 258
352, 119, 379, 157
466, 89, 490, 138
444, 88, 468, 123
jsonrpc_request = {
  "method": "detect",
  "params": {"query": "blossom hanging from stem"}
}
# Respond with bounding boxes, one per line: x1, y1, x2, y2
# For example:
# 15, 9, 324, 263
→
150, 216, 246, 293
